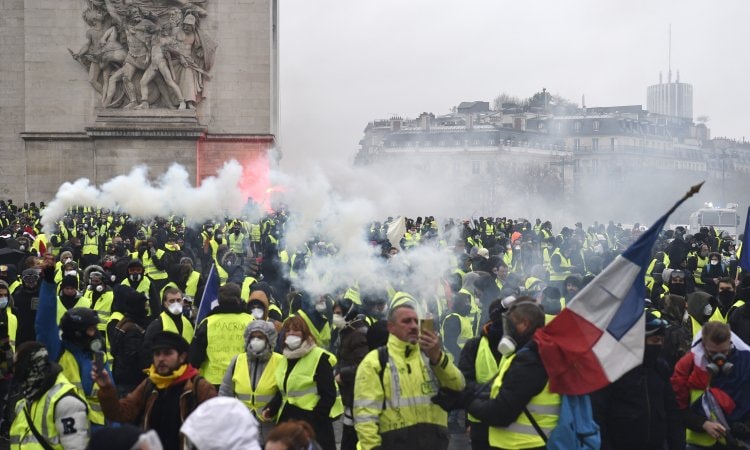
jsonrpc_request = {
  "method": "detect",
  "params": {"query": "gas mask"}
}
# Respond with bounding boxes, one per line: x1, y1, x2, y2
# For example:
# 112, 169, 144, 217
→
89, 333, 105, 353
497, 314, 519, 356
129, 273, 142, 283
706, 351, 734, 376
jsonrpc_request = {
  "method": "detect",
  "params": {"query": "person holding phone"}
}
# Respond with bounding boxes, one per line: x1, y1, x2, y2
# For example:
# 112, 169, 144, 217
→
353, 302, 465, 450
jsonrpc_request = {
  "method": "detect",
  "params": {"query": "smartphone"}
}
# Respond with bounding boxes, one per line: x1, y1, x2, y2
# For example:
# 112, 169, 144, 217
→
93, 351, 104, 375
420, 316, 434, 333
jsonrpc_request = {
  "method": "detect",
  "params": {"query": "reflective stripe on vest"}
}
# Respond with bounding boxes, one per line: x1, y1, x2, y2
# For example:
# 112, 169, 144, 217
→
58, 350, 105, 425
160, 311, 195, 343
9, 373, 78, 450
275, 346, 343, 418
489, 353, 560, 449
200, 313, 254, 384
232, 352, 282, 415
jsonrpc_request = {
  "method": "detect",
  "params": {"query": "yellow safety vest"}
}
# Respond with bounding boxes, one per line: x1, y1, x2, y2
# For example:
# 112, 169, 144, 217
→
549, 249, 572, 282
240, 277, 259, 302
467, 337, 502, 423
441, 313, 473, 349
58, 350, 105, 426
275, 346, 343, 419
199, 313, 254, 384
185, 271, 200, 298
9, 373, 79, 450
227, 233, 246, 255
295, 310, 331, 349
232, 352, 282, 416
489, 353, 560, 449
81, 290, 113, 335
82, 234, 99, 256
694, 255, 708, 285
249, 224, 262, 242
458, 288, 482, 335
160, 311, 195, 343
690, 308, 727, 337
121, 276, 151, 299
142, 249, 168, 280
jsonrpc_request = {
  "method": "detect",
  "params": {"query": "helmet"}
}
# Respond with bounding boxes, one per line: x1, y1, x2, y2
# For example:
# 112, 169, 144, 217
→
60, 307, 101, 343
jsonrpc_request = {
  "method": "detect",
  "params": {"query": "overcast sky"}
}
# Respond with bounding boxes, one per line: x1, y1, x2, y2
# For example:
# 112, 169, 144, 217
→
278, 0, 750, 173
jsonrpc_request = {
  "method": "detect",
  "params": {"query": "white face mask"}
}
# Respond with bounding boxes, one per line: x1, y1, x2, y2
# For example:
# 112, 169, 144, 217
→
167, 302, 183, 315
332, 313, 346, 329
249, 337, 266, 353
703, 303, 713, 317
710, 260, 719, 266
497, 336, 517, 356
285, 335, 302, 350
251, 307, 265, 319
315, 303, 327, 313
65, 270, 76, 276
0, 297, 8, 309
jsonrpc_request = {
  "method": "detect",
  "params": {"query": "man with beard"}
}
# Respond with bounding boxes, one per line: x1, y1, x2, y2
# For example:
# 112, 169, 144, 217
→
94, 332, 216, 450
465, 300, 560, 450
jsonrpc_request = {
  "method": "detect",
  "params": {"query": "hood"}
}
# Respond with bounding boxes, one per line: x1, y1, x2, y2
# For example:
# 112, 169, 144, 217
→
248, 290, 269, 310
687, 291, 715, 324
663, 294, 687, 321
180, 397, 261, 450
243, 319, 278, 348
461, 271, 480, 292
83, 264, 105, 285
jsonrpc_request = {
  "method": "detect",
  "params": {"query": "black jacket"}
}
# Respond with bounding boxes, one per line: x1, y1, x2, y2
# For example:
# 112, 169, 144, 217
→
592, 358, 684, 450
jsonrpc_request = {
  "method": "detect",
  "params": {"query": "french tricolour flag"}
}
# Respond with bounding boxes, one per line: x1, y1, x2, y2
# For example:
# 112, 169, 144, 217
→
534, 183, 702, 395
195, 263, 220, 326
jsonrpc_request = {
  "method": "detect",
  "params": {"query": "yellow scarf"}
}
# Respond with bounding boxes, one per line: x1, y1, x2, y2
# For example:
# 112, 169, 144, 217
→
147, 364, 188, 390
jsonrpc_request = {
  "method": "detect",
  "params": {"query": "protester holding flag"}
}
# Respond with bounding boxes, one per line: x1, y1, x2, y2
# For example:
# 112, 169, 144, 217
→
592, 311, 684, 450
671, 322, 750, 449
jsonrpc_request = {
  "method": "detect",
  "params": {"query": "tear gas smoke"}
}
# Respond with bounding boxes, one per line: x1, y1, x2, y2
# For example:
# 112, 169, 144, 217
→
41, 161, 246, 232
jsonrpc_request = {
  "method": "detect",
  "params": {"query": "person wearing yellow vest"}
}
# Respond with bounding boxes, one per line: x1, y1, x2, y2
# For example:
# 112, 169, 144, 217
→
219, 320, 281, 442
442, 293, 474, 362
466, 301, 561, 450
107, 286, 150, 395
670, 322, 750, 449
353, 303, 465, 450
249, 282, 284, 329
549, 245, 574, 292
145, 286, 195, 354
293, 296, 332, 350
190, 283, 253, 387
120, 259, 153, 303
457, 299, 505, 450
261, 316, 342, 450
10, 341, 90, 449
686, 291, 727, 339
81, 228, 101, 268
80, 270, 114, 339
93, 332, 217, 450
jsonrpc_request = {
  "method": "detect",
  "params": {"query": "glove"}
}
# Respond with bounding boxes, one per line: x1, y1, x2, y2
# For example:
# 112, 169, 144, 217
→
431, 388, 467, 412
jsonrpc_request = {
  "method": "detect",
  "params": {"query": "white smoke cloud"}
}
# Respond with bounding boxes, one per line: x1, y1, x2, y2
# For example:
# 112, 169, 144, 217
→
40, 160, 245, 232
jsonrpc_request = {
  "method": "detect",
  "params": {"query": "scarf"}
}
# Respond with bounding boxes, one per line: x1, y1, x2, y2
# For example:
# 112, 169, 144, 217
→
147, 363, 199, 390
282, 340, 315, 360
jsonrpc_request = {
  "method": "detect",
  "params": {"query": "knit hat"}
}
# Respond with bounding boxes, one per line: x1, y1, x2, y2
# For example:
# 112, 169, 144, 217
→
61, 275, 78, 290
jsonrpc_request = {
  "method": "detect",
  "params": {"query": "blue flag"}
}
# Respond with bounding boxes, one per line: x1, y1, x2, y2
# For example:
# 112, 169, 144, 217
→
196, 263, 219, 325
740, 207, 750, 272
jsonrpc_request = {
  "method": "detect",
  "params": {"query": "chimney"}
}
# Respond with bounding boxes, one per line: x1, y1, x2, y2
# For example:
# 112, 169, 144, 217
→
419, 112, 431, 131
390, 116, 401, 131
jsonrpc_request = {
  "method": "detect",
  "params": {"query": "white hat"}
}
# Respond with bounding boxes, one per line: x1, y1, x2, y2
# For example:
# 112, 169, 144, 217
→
181, 398, 261, 450
477, 248, 490, 259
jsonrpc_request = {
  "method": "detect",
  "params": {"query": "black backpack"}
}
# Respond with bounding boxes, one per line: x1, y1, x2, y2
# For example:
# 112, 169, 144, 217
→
111, 318, 147, 383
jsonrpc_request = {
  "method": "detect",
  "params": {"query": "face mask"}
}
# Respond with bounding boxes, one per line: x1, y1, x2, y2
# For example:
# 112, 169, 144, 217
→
215, 233, 223, 240
65, 270, 76, 276
249, 337, 266, 353
89, 336, 104, 352
670, 284, 686, 296
332, 313, 346, 329
94, 284, 104, 293
251, 307, 265, 319
315, 303, 327, 313
129, 273, 142, 282
718, 291, 735, 305
706, 351, 734, 376
0, 297, 8, 309
285, 335, 302, 350
643, 344, 662, 366
704, 303, 713, 317
167, 302, 183, 315
497, 335, 516, 356
64, 258, 73, 264
711, 260, 720, 266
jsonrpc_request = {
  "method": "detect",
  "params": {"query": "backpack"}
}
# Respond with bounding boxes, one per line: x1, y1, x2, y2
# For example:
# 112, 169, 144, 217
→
111, 318, 146, 381
524, 394, 600, 450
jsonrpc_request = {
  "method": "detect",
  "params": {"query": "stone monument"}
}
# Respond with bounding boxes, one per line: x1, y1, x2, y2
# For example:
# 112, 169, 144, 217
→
0, 0, 278, 201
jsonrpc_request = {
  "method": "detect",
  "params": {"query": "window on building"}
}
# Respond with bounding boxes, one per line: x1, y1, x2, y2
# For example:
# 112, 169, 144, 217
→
610, 138, 616, 151
574, 139, 581, 151
592, 138, 599, 151
575, 122, 582, 132
593, 120, 600, 131
538, 122, 544, 130
472, 161, 480, 174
